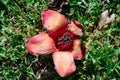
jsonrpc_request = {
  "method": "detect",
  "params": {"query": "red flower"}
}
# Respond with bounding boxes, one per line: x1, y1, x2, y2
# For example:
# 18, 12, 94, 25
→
25, 10, 86, 77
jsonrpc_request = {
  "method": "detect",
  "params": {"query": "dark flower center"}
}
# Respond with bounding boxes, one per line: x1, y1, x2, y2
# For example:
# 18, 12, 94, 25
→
56, 32, 74, 51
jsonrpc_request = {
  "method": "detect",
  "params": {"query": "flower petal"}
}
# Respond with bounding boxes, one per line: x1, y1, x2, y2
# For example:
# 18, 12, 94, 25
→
68, 20, 83, 37
48, 25, 67, 42
42, 10, 68, 31
72, 39, 86, 60
52, 51, 76, 77
25, 33, 56, 56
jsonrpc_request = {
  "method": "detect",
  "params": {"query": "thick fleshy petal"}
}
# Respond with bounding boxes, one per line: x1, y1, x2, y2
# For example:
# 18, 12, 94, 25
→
25, 33, 56, 56
68, 20, 83, 37
42, 10, 68, 31
48, 25, 67, 42
72, 39, 86, 60
52, 51, 76, 77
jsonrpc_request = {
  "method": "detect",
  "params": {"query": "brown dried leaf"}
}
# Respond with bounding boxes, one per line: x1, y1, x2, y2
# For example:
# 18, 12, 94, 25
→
32, 57, 57, 79
98, 9, 115, 29
49, 0, 69, 11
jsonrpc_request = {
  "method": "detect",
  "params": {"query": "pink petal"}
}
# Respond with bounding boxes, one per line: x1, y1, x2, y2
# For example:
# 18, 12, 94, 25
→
68, 20, 83, 37
48, 25, 67, 42
25, 33, 56, 56
52, 51, 76, 77
42, 10, 68, 31
72, 40, 86, 60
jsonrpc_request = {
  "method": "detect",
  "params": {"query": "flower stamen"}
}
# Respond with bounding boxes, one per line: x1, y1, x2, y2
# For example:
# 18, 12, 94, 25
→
57, 32, 73, 51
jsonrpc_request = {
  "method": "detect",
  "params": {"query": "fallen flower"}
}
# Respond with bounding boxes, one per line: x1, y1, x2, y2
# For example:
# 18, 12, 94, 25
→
25, 10, 86, 77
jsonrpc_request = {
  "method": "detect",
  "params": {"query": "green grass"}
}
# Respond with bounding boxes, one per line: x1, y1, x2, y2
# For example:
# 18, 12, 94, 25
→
0, 0, 120, 80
